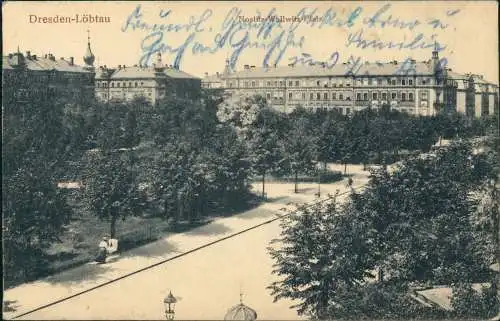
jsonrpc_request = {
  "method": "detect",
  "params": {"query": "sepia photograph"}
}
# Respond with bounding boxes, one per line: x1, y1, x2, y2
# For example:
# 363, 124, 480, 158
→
2, 1, 499, 320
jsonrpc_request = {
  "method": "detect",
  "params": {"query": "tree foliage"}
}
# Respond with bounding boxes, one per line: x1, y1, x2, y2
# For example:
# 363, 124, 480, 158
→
269, 139, 499, 319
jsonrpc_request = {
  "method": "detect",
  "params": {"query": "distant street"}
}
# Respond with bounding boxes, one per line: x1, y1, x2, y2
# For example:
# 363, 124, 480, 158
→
4, 165, 369, 320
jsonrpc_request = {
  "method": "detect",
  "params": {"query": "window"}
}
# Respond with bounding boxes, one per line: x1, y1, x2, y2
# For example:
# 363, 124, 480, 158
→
267, 81, 271, 87
332, 93, 337, 100
244, 81, 249, 87
141, 82, 144, 86
129, 82, 132, 87
377, 78, 382, 85
357, 93, 362, 101
295, 81, 299, 86
409, 79, 413, 86
391, 79, 396, 86
392, 92, 397, 100
289, 92, 293, 99
324, 92, 328, 100
346, 108, 350, 114
97, 83, 100, 88
317, 80, 320, 86
123, 82, 126, 87
310, 93, 314, 100
363, 93, 368, 101
402, 79, 406, 86
339, 94, 343, 100
135, 82, 138, 87
280, 81, 284, 86
266, 93, 271, 100
373, 92, 378, 100
288, 81, 293, 86
317, 93, 321, 100
402, 93, 406, 101
368, 78, 373, 85
252, 81, 256, 87
117, 83, 120, 87
274, 81, 277, 86
382, 92, 387, 100
409, 93, 414, 101
302, 93, 306, 100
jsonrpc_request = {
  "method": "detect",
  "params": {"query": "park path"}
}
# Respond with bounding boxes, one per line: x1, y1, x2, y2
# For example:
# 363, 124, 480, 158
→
3, 164, 369, 320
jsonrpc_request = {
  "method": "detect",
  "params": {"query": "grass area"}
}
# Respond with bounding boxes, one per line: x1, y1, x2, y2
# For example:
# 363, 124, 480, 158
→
2, 188, 262, 289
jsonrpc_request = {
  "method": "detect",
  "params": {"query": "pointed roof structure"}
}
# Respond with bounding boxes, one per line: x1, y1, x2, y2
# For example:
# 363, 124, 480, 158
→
10, 46, 26, 68
224, 291, 257, 321
83, 29, 95, 67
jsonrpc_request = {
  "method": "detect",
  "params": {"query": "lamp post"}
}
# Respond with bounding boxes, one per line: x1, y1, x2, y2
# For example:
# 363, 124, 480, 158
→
164, 291, 177, 320
317, 166, 321, 198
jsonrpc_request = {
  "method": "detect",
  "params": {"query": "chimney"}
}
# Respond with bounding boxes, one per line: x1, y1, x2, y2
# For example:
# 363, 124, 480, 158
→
216, 72, 219, 77
244, 64, 250, 70
250, 65, 256, 69
26, 51, 31, 59
69, 57, 74, 65
32, 54, 37, 60
204, 72, 208, 77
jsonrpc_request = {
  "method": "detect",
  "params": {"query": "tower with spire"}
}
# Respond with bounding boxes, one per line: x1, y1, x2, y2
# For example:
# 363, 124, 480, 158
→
83, 29, 95, 71
223, 58, 232, 76
432, 40, 441, 74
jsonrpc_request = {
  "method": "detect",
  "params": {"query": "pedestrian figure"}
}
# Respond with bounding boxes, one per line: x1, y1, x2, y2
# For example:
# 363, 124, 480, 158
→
346, 177, 353, 188
95, 236, 109, 264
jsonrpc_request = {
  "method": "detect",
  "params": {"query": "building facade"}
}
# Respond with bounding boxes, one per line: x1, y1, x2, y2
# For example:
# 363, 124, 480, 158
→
203, 49, 499, 117
95, 53, 201, 105
2, 45, 95, 105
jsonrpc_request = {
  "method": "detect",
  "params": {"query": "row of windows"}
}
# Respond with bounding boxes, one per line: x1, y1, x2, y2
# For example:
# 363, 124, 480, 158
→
357, 78, 422, 86
227, 77, 439, 89
266, 92, 352, 101
265, 91, 418, 102
97, 81, 146, 88
356, 92, 415, 101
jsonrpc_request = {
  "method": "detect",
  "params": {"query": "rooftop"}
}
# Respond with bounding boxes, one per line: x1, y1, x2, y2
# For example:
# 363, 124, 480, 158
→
223, 60, 436, 79
96, 65, 200, 80
3, 52, 91, 73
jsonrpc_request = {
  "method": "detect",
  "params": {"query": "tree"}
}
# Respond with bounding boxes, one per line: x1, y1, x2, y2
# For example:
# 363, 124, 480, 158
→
269, 139, 499, 319
268, 195, 377, 318
83, 151, 142, 238
216, 92, 266, 135
280, 114, 318, 193
3, 155, 72, 282
246, 108, 283, 198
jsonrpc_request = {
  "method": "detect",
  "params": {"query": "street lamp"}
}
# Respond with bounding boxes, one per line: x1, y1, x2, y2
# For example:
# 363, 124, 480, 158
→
164, 291, 177, 320
317, 167, 321, 198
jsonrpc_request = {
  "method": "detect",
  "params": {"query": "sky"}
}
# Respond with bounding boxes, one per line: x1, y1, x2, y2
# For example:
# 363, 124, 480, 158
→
2, 1, 498, 84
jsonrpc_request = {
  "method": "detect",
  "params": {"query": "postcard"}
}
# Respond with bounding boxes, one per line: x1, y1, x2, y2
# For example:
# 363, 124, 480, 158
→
2, 1, 499, 320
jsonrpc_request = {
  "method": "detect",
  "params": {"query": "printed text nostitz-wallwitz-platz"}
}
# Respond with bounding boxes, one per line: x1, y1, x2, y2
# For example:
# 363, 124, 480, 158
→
28, 14, 111, 24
